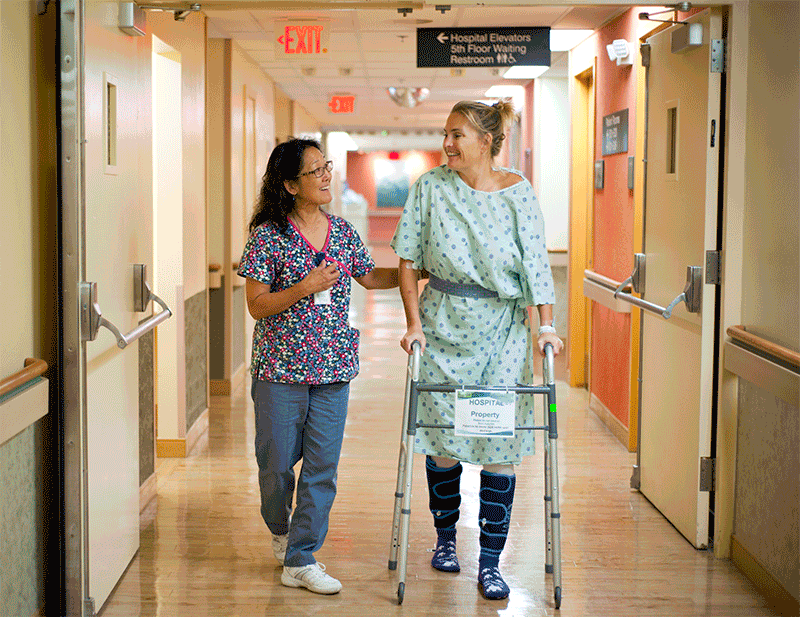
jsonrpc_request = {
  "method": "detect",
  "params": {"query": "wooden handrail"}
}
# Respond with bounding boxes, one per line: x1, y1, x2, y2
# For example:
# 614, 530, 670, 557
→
0, 358, 48, 399
584, 269, 632, 292
727, 325, 800, 370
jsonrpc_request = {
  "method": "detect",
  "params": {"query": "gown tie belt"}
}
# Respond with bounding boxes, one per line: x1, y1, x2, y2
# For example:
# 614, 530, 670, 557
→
428, 274, 499, 299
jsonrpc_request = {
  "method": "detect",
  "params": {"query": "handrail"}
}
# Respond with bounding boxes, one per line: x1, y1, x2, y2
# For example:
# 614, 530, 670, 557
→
0, 358, 48, 399
584, 269, 632, 292
727, 325, 800, 371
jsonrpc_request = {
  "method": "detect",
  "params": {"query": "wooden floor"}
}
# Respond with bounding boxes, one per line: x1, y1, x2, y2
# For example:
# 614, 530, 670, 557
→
100, 283, 782, 617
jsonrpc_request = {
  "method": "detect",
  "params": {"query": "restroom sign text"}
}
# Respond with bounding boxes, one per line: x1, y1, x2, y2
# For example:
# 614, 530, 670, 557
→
276, 23, 329, 55
417, 27, 550, 68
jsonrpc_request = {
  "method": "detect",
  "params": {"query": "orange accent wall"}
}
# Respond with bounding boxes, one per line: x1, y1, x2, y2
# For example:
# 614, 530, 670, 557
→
574, 9, 650, 428
346, 150, 442, 244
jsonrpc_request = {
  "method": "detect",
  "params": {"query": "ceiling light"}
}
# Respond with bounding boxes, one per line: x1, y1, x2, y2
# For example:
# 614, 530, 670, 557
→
484, 85, 525, 109
502, 65, 549, 80
387, 87, 430, 108
549, 29, 594, 51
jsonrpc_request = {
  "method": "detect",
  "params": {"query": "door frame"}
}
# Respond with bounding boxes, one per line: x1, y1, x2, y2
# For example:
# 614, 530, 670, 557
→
567, 62, 595, 389
59, 0, 90, 614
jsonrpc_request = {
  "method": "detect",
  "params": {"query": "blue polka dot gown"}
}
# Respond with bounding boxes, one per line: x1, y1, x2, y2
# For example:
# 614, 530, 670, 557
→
390, 165, 555, 464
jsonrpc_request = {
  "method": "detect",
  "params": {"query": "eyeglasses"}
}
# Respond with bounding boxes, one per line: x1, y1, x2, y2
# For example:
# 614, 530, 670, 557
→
298, 160, 333, 179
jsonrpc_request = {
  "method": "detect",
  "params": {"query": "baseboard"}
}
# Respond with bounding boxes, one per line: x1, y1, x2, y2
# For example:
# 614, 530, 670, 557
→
157, 438, 186, 458
210, 379, 230, 395
139, 471, 157, 512
186, 408, 209, 456
589, 392, 632, 451
730, 535, 799, 616
210, 365, 246, 396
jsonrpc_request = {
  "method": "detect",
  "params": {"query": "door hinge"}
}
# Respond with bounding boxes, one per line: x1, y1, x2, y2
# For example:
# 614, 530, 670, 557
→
640, 43, 651, 68
699, 457, 716, 492
710, 39, 726, 73
85, 597, 97, 616
705, 250, 721, 285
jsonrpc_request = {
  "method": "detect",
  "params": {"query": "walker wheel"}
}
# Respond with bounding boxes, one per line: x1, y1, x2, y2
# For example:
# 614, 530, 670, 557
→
397, 582, 405, 605
554, 586, 561, 609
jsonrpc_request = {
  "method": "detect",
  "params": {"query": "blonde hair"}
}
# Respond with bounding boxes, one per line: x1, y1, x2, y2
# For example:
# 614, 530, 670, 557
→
450, 98, 517, 158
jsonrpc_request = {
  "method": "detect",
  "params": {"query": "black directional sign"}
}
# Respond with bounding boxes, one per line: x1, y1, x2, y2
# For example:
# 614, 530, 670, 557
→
417, 27, 550, 68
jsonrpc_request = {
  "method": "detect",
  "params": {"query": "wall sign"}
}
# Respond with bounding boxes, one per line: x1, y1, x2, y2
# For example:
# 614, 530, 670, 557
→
602, 109, 629, 155
417, 27, 550, 68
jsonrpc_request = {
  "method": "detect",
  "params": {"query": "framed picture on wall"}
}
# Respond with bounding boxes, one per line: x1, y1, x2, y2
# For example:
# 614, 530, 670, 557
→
375, 159, 409, 208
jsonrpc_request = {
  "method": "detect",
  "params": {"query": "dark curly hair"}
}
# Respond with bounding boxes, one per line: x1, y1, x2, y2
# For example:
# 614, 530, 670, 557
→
249, 138, 322, 234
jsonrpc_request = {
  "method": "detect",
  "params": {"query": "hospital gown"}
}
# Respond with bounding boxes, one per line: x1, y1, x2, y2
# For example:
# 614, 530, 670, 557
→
390, 164, 555, 464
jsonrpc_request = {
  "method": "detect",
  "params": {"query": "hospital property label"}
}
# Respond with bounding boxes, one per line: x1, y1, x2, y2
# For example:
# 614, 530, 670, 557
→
417, 27, 550, 68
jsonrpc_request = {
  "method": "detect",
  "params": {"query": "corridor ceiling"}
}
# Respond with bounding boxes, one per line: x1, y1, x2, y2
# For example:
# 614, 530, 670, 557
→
179, 2, 665, 149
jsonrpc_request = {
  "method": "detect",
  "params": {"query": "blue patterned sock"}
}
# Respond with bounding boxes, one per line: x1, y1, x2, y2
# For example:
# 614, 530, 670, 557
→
478, 470, 516, 599
426, 456, 462, 572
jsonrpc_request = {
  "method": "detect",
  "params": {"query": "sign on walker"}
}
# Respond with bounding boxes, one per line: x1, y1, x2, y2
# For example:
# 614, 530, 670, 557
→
454, 390, 516, 438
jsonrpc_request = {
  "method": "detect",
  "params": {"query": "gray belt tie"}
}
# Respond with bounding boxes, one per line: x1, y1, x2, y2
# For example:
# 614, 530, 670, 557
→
428, 274, 499, 299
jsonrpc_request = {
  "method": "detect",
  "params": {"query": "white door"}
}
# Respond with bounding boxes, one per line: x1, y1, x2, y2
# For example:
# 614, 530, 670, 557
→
61, 1, 163, 614
637, 9, 723, 548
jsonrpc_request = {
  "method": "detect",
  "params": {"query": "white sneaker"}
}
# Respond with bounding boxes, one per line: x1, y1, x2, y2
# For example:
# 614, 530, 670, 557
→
272, 533, 288, 565
281, 563, 342, 594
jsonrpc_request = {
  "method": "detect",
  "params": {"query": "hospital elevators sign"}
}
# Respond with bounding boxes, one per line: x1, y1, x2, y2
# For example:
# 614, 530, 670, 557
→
417, 27, 550, 68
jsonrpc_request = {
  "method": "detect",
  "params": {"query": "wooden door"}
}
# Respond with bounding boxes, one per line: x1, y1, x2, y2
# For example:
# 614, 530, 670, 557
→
638, 8, 723, 549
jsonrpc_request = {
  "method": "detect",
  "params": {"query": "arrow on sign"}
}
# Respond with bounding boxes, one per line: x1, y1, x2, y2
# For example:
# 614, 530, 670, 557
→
436, 32, 448, 44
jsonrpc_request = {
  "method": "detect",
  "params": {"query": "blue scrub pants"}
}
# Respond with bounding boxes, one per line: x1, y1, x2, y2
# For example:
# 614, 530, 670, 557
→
252, 379, 350, 567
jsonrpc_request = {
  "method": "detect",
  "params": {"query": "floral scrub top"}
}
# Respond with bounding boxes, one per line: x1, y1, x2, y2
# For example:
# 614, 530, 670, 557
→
391, 165, 555, 464
238, 213, 375, 384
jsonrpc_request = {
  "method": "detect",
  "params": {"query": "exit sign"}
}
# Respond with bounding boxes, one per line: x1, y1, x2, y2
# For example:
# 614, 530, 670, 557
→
328, 95, 355, 114
276, 23, 329, 55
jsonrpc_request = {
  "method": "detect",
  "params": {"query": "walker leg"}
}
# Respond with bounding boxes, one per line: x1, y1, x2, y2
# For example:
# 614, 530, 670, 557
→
389, 353, 415, 570
548, 425, 562, 608
544, 433, 553, 575
397, 418, 416, 604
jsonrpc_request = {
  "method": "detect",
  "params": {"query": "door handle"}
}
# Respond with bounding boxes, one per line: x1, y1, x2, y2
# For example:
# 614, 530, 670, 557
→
81, 264, 172, 348
614, 253, 702, 319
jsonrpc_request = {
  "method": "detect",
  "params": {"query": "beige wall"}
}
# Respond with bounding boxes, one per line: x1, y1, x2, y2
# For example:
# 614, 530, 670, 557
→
274, 87, 293, 144
292, 100, 322, 139
148, 12, 208, 300
0, 3, 58, 615
230, 41, 276, 262
725, 0, 800, 603
740, 2, 799, 348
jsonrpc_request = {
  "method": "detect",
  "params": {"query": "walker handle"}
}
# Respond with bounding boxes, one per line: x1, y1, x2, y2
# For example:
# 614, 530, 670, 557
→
543, 343, 555, 386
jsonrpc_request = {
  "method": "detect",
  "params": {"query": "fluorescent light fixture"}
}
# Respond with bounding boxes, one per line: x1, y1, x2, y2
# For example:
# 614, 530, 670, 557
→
550, 29, 594, 51
502, 65, 549, 80
484, 85, 525, 110
327, 131, 359, 151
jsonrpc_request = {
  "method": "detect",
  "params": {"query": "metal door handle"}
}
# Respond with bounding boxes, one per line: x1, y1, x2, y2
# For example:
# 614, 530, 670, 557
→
81, 265, 172, 348
614, 253, 702, 319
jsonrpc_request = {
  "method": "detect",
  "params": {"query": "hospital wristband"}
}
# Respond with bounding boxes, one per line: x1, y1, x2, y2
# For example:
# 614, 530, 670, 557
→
538, 325, 557, 337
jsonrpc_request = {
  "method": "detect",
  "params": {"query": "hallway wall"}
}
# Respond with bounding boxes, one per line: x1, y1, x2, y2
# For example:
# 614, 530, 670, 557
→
0, 4, 58, 615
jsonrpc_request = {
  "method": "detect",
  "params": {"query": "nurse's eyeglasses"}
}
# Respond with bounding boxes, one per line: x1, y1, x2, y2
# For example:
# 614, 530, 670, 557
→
297, 160, 333, 179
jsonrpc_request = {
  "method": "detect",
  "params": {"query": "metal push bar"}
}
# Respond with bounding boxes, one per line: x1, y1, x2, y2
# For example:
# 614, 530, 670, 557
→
388, 342, 562, 609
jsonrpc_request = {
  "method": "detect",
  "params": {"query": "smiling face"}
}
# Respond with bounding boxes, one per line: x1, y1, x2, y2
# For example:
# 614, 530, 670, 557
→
442, 112, 492, 172
285, 147, 332, 209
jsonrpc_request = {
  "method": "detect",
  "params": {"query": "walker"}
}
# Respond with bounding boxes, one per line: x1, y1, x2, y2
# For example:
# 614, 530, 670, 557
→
388, 342, 562, 609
